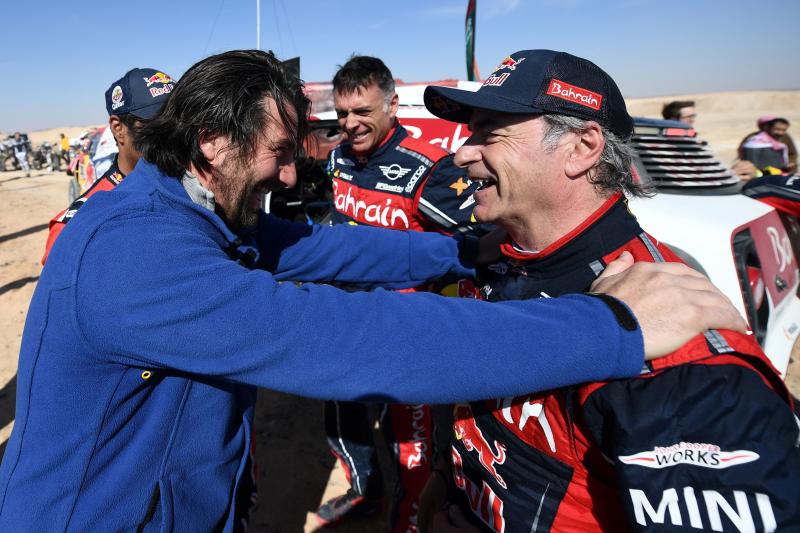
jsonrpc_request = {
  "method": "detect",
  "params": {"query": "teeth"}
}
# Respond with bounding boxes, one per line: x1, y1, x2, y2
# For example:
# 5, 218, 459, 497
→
476, 179, 496, 191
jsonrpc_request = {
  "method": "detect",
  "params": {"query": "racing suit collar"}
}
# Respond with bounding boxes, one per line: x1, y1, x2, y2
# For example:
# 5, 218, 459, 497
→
499, 193, 639, 267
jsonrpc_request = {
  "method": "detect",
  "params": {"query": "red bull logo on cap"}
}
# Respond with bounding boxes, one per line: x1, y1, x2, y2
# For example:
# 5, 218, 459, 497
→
495, 56, 525, 72
143, 72, 174, 87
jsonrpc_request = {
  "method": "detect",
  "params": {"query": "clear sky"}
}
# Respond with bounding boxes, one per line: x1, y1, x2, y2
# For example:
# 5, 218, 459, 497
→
2, 0, 798, 132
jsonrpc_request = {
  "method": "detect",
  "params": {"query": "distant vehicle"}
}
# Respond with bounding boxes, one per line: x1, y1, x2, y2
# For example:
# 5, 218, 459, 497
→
66, 127, 118, 202
276, 81, 800, 377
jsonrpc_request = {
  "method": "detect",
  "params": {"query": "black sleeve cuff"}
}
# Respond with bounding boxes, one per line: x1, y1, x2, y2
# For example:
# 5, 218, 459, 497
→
585, 292, 638, 332
456, 234, 479, 269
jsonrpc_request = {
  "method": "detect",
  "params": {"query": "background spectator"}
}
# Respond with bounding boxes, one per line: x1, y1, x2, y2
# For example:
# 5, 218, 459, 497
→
661, 100, 696, 125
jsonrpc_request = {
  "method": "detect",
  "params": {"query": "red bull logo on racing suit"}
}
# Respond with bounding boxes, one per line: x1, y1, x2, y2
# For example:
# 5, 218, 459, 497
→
453, 403, 508, 489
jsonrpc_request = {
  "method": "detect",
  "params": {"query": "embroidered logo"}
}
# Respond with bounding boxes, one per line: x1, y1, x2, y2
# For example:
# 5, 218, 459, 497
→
619, 442, 759, 470
379, 163, 411, 181
546, 79, 602, 110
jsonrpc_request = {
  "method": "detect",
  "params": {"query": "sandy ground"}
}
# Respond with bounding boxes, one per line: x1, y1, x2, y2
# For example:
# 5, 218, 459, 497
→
1, 91, 799, 531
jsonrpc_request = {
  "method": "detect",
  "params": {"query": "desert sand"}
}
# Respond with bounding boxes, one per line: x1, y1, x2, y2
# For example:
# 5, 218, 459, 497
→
0, 90, 798, 531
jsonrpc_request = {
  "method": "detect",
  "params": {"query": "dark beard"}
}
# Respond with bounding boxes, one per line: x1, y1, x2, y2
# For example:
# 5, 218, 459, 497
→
213, 159, 260, 233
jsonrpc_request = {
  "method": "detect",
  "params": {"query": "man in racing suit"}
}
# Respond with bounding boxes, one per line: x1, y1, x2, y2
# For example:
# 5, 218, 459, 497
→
42, 67, 175, 265
318, 55, 485, 531
419, 49, 800, 532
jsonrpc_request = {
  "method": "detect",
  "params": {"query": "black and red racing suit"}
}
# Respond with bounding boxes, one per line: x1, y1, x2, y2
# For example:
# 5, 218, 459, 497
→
448, 194, 800, 532
325, 123, 482, 531
42, 157, 126, 265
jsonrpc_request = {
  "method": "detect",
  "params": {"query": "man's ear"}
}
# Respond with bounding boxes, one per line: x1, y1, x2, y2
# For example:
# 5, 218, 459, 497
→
108, 116, 127, 145
198, 131, 229, 168
564, 122, 604, 178
387, 92, 399, 120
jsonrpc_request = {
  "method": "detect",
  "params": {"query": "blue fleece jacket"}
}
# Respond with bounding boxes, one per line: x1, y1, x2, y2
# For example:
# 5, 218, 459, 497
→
0, 161, 642, 531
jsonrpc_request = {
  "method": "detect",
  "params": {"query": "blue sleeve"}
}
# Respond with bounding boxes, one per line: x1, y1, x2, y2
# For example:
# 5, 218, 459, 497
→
250, 212, 476, 288
581, 363, 800, 531
76, 214, 645, 404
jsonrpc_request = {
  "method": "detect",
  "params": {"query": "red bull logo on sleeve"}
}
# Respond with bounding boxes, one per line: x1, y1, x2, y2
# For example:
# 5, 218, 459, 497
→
453, 404, 508, 489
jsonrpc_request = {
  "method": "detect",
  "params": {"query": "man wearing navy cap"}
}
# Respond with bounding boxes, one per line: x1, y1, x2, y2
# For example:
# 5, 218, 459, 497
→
42, 67, 175, 264
419, 50, 799, 532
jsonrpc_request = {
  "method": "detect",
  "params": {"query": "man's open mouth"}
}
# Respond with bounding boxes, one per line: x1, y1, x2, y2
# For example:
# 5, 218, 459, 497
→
475, 177, 497, 191
350, 130, 369, 142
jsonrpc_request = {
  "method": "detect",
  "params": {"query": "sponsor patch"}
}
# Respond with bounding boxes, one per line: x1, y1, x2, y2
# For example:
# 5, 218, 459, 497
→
336, 157, 355, 166
142, 72, 174, 87
449, 177, 471, 196
149, 83, 174, 98
333, 168, 353, 181
619, 442, 759, 469
404, 165, 427, 193
546, 79, 602, 111
111, 85, 124, 110
375, 182, 403, 193
494, 56, 525, 72
379, 163, 411, 181
483, 73, 510, 87
332, 181, 411, 229
487, 262, 508, 275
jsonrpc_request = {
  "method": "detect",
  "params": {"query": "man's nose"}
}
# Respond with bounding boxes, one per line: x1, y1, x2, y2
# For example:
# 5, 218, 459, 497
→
280, 161, 297, 188
343, 113, 359, 133
454, 138, 480, 168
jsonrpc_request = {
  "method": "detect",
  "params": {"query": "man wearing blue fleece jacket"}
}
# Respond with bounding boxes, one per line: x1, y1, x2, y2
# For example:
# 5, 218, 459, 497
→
0, 50, 746, 532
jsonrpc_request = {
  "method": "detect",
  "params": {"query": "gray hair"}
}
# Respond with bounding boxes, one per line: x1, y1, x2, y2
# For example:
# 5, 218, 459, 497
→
541, 114, 651, 198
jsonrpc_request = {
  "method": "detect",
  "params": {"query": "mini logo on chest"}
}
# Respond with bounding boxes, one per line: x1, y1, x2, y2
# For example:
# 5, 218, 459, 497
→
379, 163, 412, 180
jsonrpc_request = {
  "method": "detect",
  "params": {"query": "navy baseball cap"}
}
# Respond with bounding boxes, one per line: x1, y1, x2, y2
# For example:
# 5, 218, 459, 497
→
104, 68, 176, 119
424, 50, 633, 140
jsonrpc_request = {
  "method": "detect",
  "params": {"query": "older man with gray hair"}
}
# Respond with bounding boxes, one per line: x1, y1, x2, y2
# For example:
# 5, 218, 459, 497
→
419, 49, 799, 532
